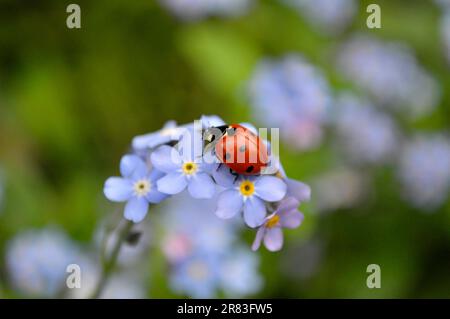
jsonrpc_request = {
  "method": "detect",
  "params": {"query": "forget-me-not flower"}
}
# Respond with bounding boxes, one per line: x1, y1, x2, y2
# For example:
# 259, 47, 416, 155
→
170, 252, 222, 298
6, 227, 83, 297
397, 134, 450, 210
252, 197, 303, 252
104, 154, 168, 223
214, 171, 287, 228
337, 34, 440, 118
151, 143, 216, 199
248, 55, 332, 150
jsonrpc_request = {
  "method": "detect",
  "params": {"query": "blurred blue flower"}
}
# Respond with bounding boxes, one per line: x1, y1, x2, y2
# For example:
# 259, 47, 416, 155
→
252, 197, 303, 252
312, 166, 368, 213
441, 11, 450, 66
161, 191, 263, 298
160, 0, 253, 21
6, 227, 82, 297
161, 190, 238, 262
104, 154, 168, 223
220, 248, 262, 297
435, 0, 450, 10
214, 171, 287, 228
332, 93, 399, 164
248, 54, 332, 150
170, 252, 222, 298
283, 0, 357, 35
397, 134, 450, 210
67, 259, 148, 299
151, 143, 216, 199
337, 35, 440, 118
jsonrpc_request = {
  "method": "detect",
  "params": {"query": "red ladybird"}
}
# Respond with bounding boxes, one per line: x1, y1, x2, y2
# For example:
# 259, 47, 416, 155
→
214, 124, 269, 175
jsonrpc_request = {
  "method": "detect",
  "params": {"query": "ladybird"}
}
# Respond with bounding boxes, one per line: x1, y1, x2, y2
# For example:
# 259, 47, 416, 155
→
214, 124, 269, 175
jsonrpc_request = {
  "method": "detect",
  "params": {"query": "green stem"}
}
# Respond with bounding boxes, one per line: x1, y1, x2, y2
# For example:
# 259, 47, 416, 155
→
89, 219, 134, 299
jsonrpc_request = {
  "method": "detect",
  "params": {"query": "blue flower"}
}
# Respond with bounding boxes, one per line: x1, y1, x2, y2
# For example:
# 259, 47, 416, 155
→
283, 0, 357, 35
151, 144, 216, 199
248, 55, 331, 150
441, 11, 450, 65
332, 93, 399, 164
6, 227, 82, 297
252, 197, 304, 252
220, 248, 262, 297
132, 121, 192, 152
170, 252, 221, 298
397, 133, 450, 210
104, 154, 168, 223
214, 171, 287, 228
337, 35, 440, 118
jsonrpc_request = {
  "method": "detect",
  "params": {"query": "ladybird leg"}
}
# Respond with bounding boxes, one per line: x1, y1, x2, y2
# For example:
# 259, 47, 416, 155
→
229, 168, 239, 183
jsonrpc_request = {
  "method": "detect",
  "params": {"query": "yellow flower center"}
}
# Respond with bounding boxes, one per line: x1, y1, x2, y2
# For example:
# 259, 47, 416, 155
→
265, 214, 280, 228
133, 179, 151, 197
182, 162, 198, 175
239, 180, 255, 197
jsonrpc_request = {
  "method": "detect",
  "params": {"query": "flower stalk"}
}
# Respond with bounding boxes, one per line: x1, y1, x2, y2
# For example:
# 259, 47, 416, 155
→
89, 219, 134, 299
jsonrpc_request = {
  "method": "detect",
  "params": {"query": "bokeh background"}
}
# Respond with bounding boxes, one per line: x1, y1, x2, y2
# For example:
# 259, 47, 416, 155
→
0, 0, 450, 298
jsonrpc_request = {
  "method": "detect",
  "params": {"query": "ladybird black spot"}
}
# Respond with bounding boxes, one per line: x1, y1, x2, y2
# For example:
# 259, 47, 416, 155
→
239, 145, 246, 152
227, 128, 236, 136
246, 165, 254, 173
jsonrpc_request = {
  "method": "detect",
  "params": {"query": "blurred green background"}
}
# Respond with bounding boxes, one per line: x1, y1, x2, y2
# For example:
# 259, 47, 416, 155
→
0, 0, 449, 298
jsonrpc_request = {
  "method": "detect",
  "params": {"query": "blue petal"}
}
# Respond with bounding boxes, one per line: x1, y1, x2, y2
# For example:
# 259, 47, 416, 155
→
201, 115, 225, 128
212, 164, 236, 188
188, 173, 216, 199
243, 197, 267, 228
151, 145, 182, 173
215, 189, 243, 219
104, 177, 133, 202
263, 227, 283, 252
251, 227, 266, 251
124, 196, 149, 223
146, 189, 169, 204
286, 178, 311, 202
254, 176, 287, 202
120, 155, 147, 179
149, 168, 165, 182
132, 132, 170, 150
178, 128, 203, 163
157, 172, 188, 195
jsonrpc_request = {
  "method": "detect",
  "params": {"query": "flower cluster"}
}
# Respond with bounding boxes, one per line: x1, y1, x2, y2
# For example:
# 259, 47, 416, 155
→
337, 34, 441, 119
248, 55, 332, 151
6, 227, 147, 298
161, 192, 262, 298
104, 115, 310, 252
